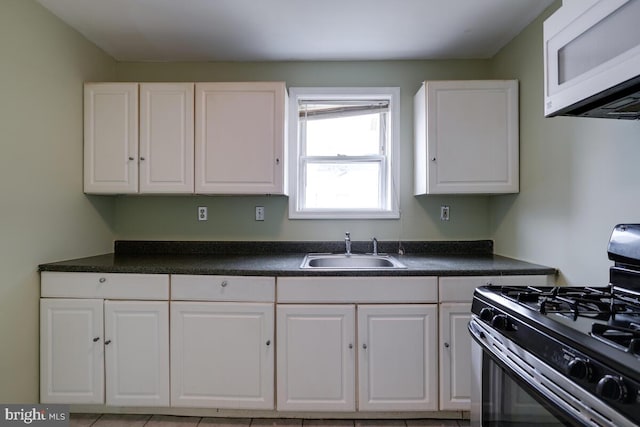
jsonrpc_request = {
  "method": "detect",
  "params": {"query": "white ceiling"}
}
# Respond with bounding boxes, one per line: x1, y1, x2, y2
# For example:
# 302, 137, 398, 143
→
36, 0, 555, 62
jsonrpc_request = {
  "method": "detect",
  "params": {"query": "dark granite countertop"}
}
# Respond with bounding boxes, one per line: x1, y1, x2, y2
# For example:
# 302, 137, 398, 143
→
39, 240, 556, 278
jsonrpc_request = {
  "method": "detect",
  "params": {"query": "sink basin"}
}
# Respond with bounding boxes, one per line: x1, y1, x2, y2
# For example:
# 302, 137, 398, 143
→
300, 253, 407, 270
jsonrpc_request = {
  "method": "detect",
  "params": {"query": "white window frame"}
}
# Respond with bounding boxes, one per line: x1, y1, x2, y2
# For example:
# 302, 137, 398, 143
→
288, 87, 400, 219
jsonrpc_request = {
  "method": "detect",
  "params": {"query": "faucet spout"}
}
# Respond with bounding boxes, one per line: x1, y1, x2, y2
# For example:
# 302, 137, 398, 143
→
371, 237, 378, 255
345, 232, 352, 255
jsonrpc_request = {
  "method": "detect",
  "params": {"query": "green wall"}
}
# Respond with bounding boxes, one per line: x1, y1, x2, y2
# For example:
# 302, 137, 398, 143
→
489, 3, 640, 285
0, 0, 116, 402
114, 61, 495, 242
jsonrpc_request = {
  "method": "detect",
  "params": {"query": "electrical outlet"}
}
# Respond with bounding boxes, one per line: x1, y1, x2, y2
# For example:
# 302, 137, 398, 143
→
440, 205, 450, 221
198, 206, 207, 221
255, 206, 265, 221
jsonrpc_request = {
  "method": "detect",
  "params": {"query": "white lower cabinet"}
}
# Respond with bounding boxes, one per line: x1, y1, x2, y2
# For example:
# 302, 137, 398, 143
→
40, 298, 169, 406
40, 272, 170, 406
40, 298, 104, 404
358, 304, 438, 411
437, 274, 553, 411
170, 301, 275, 409
276, 276, 440, 412
276, 304, 356, 412
438, 302, 472, 411
104, 300, 170, 406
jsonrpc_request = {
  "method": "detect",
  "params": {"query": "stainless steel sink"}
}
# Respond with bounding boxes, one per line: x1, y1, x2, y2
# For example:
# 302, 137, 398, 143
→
300, 253, 407, 270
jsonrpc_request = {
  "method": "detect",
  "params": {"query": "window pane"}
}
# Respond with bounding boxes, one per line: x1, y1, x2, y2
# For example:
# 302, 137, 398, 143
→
304, 162, 381, 209
304, 112, 383, 156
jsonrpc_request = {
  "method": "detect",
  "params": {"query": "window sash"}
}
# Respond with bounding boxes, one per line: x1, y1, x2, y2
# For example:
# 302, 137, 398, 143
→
299, 156, 387, 212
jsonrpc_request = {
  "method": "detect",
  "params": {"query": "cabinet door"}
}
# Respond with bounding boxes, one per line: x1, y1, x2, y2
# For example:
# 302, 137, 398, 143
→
171, 302, 274, 409
414, 80, 518, 195
195, 82, 287, 194
40, 298, 104, 404
84, 83, 138, 194
357, 304, 438, 411
439, 302, 472, 411
104, 300, 169, 406
139, 83, 194, 193
276, 304, 356, 411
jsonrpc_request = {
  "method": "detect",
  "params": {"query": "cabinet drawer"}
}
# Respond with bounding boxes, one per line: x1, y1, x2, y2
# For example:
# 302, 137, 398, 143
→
438, 275, 553, 302
277, 276, 438, 303
41, 272, 169, 300
171, 275, 275, 302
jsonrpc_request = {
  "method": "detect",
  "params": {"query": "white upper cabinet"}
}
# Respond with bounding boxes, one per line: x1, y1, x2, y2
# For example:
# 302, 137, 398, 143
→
84, 82, 195, 194
84, 83, 139, 194
139, 83, 194, 193
414, 80, 519, 195
195, 82, 288, 195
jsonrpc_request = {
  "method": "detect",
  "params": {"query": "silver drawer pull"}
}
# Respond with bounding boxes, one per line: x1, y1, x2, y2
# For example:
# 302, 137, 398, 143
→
221, 281, 228, 287
99, 277, 106, 283
93, 337, 100, 342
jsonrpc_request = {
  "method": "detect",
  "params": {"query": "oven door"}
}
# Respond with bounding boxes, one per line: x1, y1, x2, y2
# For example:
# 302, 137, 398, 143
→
469, 319, 634, 427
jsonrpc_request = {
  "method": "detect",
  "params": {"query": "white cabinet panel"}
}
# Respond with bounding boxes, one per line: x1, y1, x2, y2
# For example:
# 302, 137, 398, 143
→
171, 302, 274, 409
358, 305, 438, 411
104, 300, 169, 407
276, 304, 356, 411
414, 80, 519, 195
171, 275, 275, 302
139, 83, 194, 193
40, 298, 104, 404
84, 83, 138, 194
195, 82, 287, 194
439, 302, 472, 411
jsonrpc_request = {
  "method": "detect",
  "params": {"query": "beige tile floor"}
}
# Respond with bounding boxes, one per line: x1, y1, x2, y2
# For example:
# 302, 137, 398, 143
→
70, 414, 470, 427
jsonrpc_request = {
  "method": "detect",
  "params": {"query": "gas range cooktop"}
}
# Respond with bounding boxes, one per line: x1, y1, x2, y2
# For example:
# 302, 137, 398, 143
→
494, 284, 640, 356
470, 224, 640, 424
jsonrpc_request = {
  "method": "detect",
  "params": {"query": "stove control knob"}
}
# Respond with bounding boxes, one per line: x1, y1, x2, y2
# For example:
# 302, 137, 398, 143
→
491, 314, 509, 331
567, 358, 593, 381
596, 375, 628, 402
479, 308, 494, 322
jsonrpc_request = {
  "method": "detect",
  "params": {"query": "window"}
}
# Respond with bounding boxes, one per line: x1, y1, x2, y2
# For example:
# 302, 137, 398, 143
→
288, 87, 400, 219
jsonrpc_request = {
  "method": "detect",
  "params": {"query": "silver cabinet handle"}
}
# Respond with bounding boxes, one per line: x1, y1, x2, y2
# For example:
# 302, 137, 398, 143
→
140, 157, 145, 161
221, 281, 228, 287
266, 340, 271, 346
362, 343, 368, 349
348, 343, 353, 349
99, 277, 106, 283
128, 157, 134, 161
444, 342, 450, 348
93, 337, 100, 342
105, 340, 112, 345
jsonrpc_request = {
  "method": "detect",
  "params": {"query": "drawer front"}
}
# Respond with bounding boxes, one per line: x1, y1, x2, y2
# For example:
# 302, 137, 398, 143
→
438, 275, 553, 302
277, 276, 438, 303
40, 272, 169, 300
171, 275, 275, 302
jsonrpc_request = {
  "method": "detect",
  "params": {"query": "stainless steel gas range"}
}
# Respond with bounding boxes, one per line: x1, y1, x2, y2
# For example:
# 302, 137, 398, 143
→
469, 224, 640, 426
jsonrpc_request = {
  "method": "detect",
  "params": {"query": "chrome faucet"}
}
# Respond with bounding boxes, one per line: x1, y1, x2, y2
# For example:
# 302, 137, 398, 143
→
345, 232, 352, 255
371, 237, 378, 255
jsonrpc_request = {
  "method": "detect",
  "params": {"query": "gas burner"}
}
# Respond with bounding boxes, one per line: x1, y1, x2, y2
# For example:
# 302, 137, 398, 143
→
501, 286, 640, 321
